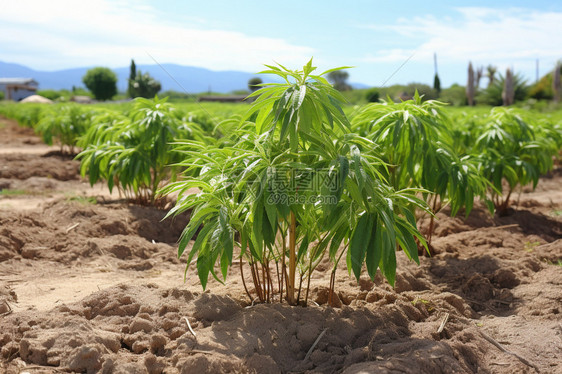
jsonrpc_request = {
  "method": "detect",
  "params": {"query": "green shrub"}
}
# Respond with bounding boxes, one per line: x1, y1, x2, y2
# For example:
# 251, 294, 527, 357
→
77, 96, 206, 204
82, 67, 118, 101
164, 60, 429, 305
129, 71, 161, 98
365, 88, 380, 103
438, 84, 467, 106
248, 77, 263, 92
473, 108, 556, 213
36, 104, 95, 153
477, 72, 528, 106
37, 89, 62, 101
351, 93, 491, 243
528, 77, 553, 100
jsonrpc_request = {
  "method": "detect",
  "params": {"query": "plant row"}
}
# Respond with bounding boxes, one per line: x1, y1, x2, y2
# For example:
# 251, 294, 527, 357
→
1, 70, 561, 305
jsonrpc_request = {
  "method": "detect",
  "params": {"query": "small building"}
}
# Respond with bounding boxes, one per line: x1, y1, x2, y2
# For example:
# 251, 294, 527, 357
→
0, 78, 38, 101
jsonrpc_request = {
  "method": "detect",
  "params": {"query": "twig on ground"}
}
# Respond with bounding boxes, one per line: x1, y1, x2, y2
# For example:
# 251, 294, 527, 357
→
183, 316, 197, 337
437, 312, 449, 333
478, 223, 519, 231
17, 365, 67, 373
480, 331, 540, 372
65, 223, 80, 233
304, 328, 328, 361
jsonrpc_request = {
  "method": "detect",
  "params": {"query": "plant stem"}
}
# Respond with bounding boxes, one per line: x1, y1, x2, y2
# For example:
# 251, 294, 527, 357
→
427, 194, 439, 245
275, 261, 281, 303
329, 270, 336, 306
305, 267, 312, 306
296, 272, 304, 304
250, 262, 264, 302
239, 256, 253, 303
288, 212, 297, 305
329, 245, 347, 307
280, 227, 286, 303
266, 260, 274, 302
261, 261, 268, 303
502, 187, 513, 213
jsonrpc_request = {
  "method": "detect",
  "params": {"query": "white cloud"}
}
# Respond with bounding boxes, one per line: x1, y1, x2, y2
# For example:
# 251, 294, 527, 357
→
0, 0, 314, 72
361, 7, 562, 73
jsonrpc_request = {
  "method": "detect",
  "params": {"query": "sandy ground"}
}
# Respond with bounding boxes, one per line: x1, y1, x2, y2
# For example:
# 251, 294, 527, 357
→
0, 116, 561, 374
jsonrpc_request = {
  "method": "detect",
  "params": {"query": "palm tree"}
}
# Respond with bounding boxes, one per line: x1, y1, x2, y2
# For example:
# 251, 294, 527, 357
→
502, 68, 515, 106
486, 65, 497, 88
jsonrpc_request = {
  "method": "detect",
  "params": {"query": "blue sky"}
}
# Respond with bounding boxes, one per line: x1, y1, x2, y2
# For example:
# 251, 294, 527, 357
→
1, 0, 561, 88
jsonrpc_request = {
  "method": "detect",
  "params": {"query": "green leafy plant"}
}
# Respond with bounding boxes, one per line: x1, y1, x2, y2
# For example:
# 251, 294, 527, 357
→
438, 84, 467, 106
477, 71, 528, 106
82, 67, 118, 101
351, 94, 491, 245
7, 103, 46, 128
248, 77, 263, 92
36, 104, 95, 154
129, 71, 162, 99
474, 108, 555, 214
164, 60, 429, 306
365, 88, 380, 103
77, 96, 203, 205
327, 70, 352, 91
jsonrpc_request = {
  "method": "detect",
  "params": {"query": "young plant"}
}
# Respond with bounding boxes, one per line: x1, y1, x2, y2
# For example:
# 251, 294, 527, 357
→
165, 60, 429, 306
351, 94, 491, 246
474, 108, 556, 214
77, 96, 204, 205
36, 104, 95, 154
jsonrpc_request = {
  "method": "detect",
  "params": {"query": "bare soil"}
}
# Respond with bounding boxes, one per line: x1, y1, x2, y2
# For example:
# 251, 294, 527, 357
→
1, 116, 561, 373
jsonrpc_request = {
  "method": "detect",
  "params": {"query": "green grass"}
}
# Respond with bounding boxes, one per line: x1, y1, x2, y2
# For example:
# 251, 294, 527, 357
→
65, 194, 97, 205
0, 189, 28, 196
545, 259, 562, 267
549, 209, 562, 217
524, 241, 541, 252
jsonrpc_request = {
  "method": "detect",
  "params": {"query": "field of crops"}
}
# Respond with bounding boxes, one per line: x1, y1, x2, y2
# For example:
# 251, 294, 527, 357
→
0, 64, 561, 373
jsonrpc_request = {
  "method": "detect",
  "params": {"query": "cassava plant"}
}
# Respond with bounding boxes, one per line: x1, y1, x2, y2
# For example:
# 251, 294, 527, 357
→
77, 96, 206, 205
164, 60, 429, 306
350, 94, 491, 246
36, 104, 96, 154
474, 108, 556, 214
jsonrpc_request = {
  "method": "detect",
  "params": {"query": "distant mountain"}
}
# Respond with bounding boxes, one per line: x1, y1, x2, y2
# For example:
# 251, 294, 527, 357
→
0, 60, 370, 94
0, 61, 268, 93
351, 82, 370, 89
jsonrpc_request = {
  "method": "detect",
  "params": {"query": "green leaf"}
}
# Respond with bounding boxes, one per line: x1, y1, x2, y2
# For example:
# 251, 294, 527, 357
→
187, 222, 215, 265
177, 209, 214, 257
380, 230, 397, 287
296, 85, 307, 111
349, 213, 373, 280
396, 219, 419, 264
196, 252, 212, 290
329, 221, 348, 260
297, 234, 310, 263
351, 145, 364, 192
365, 216, 382, 280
